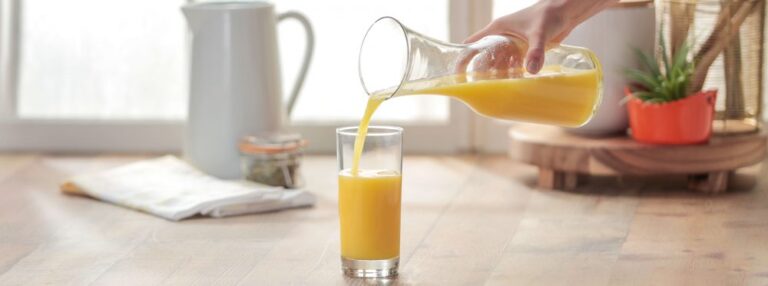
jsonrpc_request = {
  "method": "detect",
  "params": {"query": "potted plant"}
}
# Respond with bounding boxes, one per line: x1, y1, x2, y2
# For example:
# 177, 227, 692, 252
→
624, 37, 716, 145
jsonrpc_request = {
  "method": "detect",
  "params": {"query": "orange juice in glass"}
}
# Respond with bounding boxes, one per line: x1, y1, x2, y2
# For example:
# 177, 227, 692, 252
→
337, 126, 403, 278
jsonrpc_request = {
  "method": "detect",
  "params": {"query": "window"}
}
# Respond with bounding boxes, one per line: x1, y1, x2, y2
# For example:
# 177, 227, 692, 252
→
16, 0, 188, 120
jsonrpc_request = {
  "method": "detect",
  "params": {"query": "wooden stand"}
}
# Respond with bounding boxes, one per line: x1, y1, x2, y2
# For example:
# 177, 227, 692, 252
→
509, 125, 767, 193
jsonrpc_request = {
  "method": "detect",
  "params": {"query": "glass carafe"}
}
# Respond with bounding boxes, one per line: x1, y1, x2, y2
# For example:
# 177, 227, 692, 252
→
359, 17, 603, 127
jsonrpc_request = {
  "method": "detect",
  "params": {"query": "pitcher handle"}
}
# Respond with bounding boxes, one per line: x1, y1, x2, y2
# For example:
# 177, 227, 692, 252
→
278, 11, 314, 116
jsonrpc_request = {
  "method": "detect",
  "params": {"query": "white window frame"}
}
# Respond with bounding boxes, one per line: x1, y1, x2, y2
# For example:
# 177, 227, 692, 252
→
0, 0, 505, 154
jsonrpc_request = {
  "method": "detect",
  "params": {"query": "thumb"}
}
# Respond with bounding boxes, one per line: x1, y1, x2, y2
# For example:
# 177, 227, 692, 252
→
525, 31, 546, 74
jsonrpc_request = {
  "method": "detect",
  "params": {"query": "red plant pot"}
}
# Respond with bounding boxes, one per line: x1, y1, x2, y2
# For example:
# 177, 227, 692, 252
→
626, 88, 717, 145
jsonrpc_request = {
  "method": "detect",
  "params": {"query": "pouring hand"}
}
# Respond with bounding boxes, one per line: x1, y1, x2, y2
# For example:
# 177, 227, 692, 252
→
461, 0, 618, 74
454, 35, 526, 78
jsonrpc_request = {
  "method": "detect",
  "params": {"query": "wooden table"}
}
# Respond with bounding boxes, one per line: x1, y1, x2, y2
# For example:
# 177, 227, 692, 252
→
1, 154, 768, 285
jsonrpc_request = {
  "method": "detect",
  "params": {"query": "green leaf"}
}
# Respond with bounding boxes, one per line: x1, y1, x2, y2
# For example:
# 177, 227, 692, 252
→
635, 48, 661, 78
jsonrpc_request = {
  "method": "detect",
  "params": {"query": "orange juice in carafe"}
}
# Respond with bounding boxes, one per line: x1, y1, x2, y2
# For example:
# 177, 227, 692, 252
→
400, 66, 601, 127
349, 66, 602, 172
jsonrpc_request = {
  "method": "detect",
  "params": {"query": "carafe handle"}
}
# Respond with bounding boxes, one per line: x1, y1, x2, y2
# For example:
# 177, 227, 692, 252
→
278, 11, 314, 116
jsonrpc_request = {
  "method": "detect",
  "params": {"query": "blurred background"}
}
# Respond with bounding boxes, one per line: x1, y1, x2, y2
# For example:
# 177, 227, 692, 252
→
0, 0, 539, 154
3, 0, 767, 154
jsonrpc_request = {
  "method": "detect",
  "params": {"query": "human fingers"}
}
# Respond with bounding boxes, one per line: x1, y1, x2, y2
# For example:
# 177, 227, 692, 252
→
525, 29, 546, 74
472, 49, 495, 75
454, 48, 480, 74
508, 48, 525, 77
492, 38, 527, 77
455, 35, 505, 74
493, 47, 511, 77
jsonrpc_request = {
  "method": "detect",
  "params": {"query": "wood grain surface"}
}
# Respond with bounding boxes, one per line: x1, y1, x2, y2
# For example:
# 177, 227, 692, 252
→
1, 154, 767, 285
509, 125, 767, 176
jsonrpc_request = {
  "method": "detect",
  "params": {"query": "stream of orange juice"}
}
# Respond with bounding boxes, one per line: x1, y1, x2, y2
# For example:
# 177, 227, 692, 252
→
350, 96, 384, 175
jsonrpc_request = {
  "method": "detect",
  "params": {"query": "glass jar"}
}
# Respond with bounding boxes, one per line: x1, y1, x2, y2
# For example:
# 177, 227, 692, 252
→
239, 134, 307, 189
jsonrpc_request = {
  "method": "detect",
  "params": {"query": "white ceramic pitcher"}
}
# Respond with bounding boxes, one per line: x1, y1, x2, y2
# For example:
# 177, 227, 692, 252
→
565, 1, 654, 135
182, 1, 313, 179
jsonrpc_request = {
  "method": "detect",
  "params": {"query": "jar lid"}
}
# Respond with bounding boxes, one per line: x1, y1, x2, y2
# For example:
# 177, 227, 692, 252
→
239, 134, 308, 154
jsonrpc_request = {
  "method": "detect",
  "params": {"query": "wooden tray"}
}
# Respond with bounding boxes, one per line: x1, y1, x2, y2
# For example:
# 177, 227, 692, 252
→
508, 125, 767, 193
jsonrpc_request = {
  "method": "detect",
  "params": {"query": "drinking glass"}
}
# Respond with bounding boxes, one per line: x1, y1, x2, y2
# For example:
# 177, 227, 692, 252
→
336, 126, 403, 278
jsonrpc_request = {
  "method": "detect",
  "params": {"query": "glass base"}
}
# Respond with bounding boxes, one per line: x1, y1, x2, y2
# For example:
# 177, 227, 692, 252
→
341, 257, 399, 278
